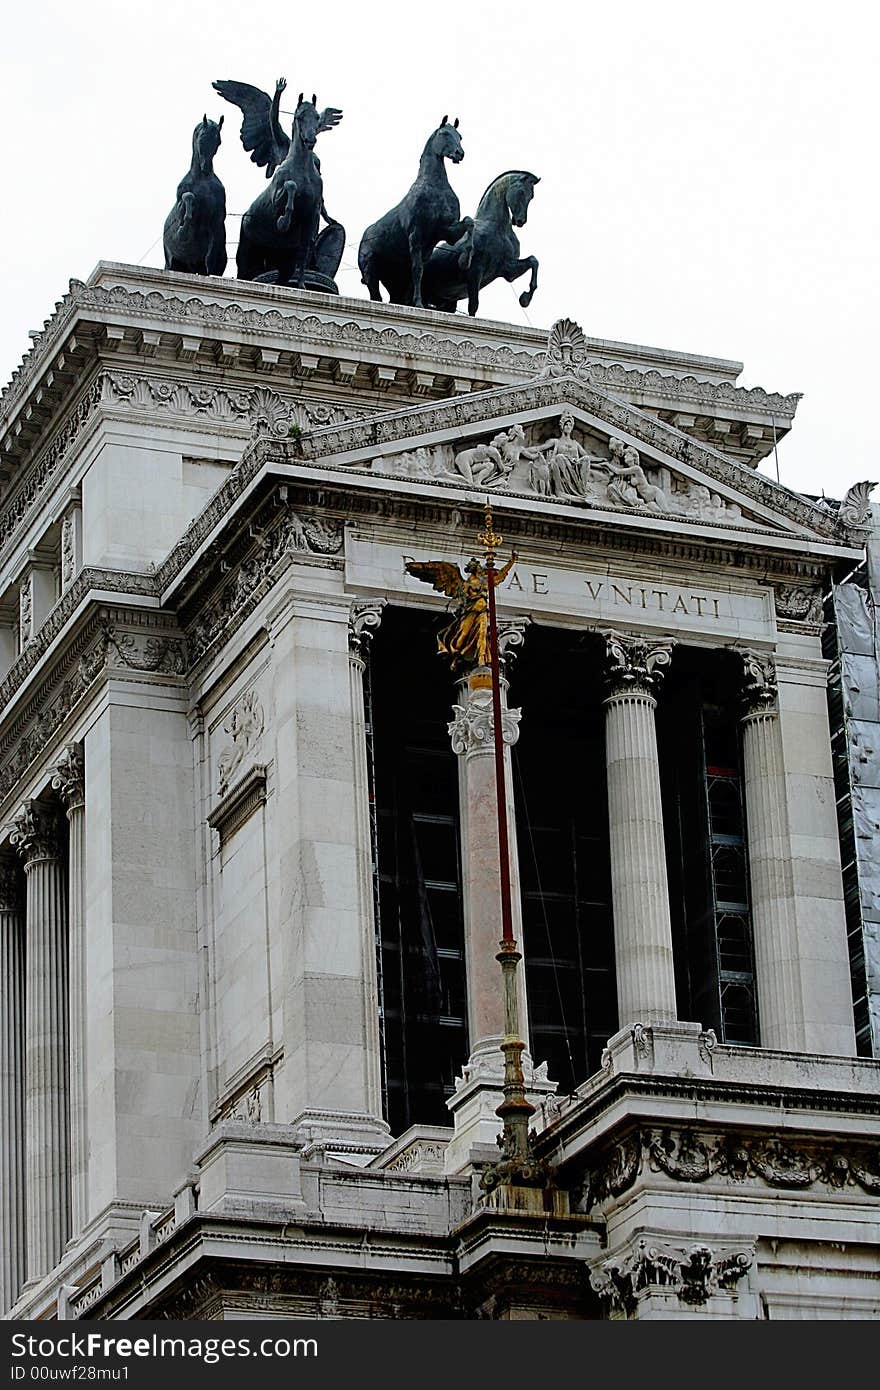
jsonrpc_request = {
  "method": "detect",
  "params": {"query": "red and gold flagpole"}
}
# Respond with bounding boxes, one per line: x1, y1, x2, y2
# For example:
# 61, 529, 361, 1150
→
477, 501, 542, 1192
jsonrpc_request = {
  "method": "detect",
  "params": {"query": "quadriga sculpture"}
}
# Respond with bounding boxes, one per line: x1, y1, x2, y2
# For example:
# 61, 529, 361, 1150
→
358, 116, 473, 308
422, 170, 540, 316
163, 116, 227, 276
214, 77, 344, 289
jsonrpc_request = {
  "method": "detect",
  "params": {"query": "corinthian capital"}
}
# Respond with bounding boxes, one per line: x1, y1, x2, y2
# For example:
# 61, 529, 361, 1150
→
10, 801, 63, 867
448, 686, 521, 755
739, 650, 777, 714
603, 631, 675, 698
52, 743, 85, 814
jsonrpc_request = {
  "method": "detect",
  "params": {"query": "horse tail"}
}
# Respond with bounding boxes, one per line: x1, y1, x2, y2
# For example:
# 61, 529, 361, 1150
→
179, 192, 195, 227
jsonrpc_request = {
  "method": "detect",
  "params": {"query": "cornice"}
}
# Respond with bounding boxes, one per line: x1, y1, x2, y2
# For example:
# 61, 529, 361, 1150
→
1, 264, 791, 468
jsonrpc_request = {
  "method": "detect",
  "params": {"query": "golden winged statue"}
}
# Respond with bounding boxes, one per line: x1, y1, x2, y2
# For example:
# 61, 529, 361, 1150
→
405, 553, 517, 670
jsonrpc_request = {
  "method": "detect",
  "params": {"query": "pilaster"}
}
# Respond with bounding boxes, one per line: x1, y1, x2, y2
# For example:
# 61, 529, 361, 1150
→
601, 631, 677, 1026
267, 585, 389, 1152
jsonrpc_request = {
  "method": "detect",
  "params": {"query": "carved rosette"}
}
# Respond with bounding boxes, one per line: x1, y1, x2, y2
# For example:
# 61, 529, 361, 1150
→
51, 743, 85, 816
10, 801, 63, 867
448, 687, 521, 755
348, 599, 386, 665
739, 650, 778, 715
603, 631, 675, 700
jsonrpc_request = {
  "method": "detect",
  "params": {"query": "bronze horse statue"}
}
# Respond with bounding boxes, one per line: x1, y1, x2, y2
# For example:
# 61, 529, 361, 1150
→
163, 116, 227, 276
358, 116, 473, 308
422, 170, 540, 316
214, 77, 344, 288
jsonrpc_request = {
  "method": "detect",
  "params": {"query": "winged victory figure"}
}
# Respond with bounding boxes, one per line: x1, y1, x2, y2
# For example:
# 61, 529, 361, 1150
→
405, 554, 517, 671
213, 76, 345, 289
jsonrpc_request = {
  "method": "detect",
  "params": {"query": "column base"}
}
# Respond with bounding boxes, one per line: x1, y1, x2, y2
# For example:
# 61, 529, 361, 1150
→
600, 1020, 717, 1078
444, 1039, 557, 1176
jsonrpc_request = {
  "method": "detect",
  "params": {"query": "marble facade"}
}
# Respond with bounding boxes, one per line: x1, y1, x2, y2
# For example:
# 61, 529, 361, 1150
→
0, 264, 878, 1321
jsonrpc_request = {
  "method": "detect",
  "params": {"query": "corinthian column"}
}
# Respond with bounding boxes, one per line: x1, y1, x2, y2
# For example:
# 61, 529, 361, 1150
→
449, 666, 526, 1061
602, 631, 677, 1025
11, 801, 70, 1280
52, 745, 87, 1237
0, 859, 26, 1312
738, 652, 798, 1050
348, 601, 387, 1125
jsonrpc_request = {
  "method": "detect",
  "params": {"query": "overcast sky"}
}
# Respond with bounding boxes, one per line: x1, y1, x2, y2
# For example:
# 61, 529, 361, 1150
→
1, 1, 876, 499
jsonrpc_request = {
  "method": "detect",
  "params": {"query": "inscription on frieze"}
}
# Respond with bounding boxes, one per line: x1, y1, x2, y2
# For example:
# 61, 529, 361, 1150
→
345, 537, 775, 642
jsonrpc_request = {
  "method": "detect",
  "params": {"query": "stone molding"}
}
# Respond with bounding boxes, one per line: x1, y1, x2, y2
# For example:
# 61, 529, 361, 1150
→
0, 370, 355, 561
10, 801, 63, 866
348, 598, 386, 662
294, 376, 830, 537
0, 567, 159, 716
187, 508, 343, 668
0, 609, 186, 817
584, 1125, 880, 1208
51, 744, 85, 815
739, 649, 778, 714
590, 1238, 753, 1316
448, 684, 521, 755
602, 630, 675, 698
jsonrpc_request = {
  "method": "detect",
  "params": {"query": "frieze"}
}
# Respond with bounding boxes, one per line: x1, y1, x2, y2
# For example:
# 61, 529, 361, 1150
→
0, 368, 355, 561
186, 508, 344, 667
0, 610, 186, 815
584, 1126, 880, 1208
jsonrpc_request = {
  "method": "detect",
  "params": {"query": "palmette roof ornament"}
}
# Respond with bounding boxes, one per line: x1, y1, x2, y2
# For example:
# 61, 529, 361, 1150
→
540, 317, 590, 377
837, 480, 877, 532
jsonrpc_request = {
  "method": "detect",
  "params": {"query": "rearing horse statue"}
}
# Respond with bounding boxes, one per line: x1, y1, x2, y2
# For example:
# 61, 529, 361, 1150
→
358, 116, 473, 308
214, 78, 344, 288
163, 116, 227, 276
422, 170, 540, 316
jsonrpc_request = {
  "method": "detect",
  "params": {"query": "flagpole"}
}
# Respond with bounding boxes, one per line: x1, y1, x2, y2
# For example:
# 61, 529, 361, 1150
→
477, 501, 540, 1191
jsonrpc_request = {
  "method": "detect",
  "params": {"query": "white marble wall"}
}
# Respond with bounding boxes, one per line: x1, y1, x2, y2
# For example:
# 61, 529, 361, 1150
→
83, 685, 201, 1222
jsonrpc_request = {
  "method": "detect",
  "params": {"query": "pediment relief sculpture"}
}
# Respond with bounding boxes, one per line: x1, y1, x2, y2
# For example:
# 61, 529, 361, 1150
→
370, 410, 746, 525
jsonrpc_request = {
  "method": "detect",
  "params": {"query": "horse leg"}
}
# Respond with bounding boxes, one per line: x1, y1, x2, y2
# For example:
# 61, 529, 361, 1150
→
408, 232, 424, 308
276, 181, 298, 234
466, 256, 482, 317
506, 255, 539, 308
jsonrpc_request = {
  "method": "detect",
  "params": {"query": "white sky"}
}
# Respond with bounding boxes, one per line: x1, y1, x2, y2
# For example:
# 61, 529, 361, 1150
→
1, 0, 877, 499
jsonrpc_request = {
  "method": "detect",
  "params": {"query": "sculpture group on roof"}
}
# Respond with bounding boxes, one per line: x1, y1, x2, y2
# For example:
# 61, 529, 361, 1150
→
162, 78, 540, 316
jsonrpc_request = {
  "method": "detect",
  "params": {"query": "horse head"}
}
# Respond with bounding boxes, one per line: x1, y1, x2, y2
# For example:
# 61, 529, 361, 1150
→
194, 114, 223, 174
430, 115, 465, 164
506, 172, 539, 228
293, 93, 343, 152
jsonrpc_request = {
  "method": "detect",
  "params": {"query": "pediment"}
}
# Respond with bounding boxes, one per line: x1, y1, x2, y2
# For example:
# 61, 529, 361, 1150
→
301, 372, 847, 545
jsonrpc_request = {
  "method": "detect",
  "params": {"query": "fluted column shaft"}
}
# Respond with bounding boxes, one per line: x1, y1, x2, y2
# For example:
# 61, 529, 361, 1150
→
53, 745, 87, 1236
602, 633, 677, 1026
0, 862, 26, 1312
348, 603, 386, 1122
738, 654, 799, 1050
12, 802, 70, 1281
450, 667, 528, 1055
